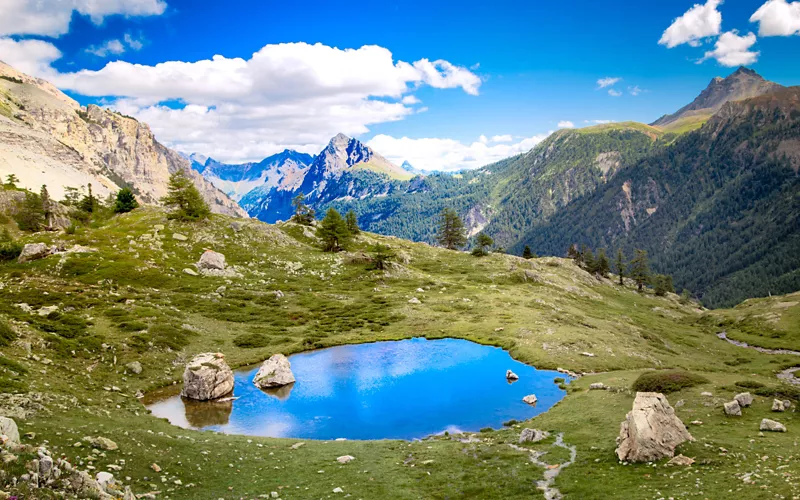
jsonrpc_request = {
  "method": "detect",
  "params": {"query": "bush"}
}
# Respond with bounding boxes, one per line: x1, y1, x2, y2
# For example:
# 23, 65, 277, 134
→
631, 370, 709, 394
735, 380, 765, 389
233, 332, 271, 348
754, 385, 800, 402
0, 319, 16, 347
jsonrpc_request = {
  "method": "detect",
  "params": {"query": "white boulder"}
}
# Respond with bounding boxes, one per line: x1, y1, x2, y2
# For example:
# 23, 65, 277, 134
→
723, 400, 741, 416
506, 370, 519, 381
253, 354, 296, 389
760, 418, 787, 432
0, 417, 20, 447
522, 394, 538, 405
18, 243, 51, 263
198, 250, 226, 271
734, 392, 753, 408
181, 353, 234, 401
615, 392, 693, 462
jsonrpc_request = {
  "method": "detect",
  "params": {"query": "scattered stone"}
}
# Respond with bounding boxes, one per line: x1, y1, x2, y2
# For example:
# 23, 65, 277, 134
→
522, 394, 538, 405
333, 487, 344, 493
153, 225, 164, 231
274, 290, 285, 299
667, 454, 695, 466
215, 285, 227, 295
700, 391, 713, 397
18, 243, 52, 263
150, 463, 161, 472
519, 428, 548, 443
506, 370, 519, 381
230, 222, 242, 232
85, 436, 118, 451
67, 470, 107, 499
615, 392, 693, 462
690, 420, 703, 425
723, 400, 742, 416
589, 383, 606, 390
183, 268, 199, 276
172, 233, 188, 241
416, 288, 425, 292
408, 297, 421, 304
253, 354, 296, 389
197, 250, 226, 271
95, 471, 114, 488
734, 392, 753, 408
181, 353, 235, 401
0, 417, 20, 447
126, 361, 143, 375
772, 399, 786, 412
760, 418, 787, 432
290, 442, 305, 450
38, 455, 53, 478
336, 455, 355, 464
581, 352, 595, 357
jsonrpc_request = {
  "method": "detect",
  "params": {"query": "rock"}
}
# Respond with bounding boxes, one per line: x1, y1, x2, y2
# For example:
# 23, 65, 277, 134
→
723, 400, 742, 416
589, 383, 606, 390
230, 222, 242, 232
581, 352, 595, 357
615, 392, 694, 463
38, 455, 53, 478
408, 297, 421, 304
506, 370, 519, 381
416, 288, 425, 292
0, 417, 20, 447
253, 354, 296, 389
333, 487, 344, 493
667, 454, 695, 466
183, 268, 199, 276
180, 352, 235, 401
126, 361, 142, 375
784, 400, 791, 409
519, 428, 548, 443
150, 463, 161, 472
85, 436, 118, 451
216, 285, 227, 295
522, 394, 538, 405
760, 418, 787, 432
290, 442, 305, 450
734, 392, 753, 408
274, 290, 284, 299
172, 233, 188, 241
772, 399, 786, 412
67, 470, 110, 499
37, 305, 59, 316
198, 250, 226, 270
96, 471, 114, 488
153, 225, 164, 231
700, 391, 713, 397
123, 486, 136, 500
336, 455, 355, 464
18, 243, 51, 263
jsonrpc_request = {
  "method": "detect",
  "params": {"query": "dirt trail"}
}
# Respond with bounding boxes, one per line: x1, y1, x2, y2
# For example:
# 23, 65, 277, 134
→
510, 432, 577, 500
717, 331, 800, 385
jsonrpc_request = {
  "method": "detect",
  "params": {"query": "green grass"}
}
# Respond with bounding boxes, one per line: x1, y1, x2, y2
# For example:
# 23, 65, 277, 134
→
631, 369, 709, 393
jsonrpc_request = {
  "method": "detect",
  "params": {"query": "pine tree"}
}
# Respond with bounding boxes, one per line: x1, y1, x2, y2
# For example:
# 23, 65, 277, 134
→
161, 172, 211, 221
78, 183, 97, 213
63, 187, 81, 206
291, 193, 315, 225
653, 274, 674, 296
14, 191, 45, 232
40, 185, 52, 228
370, 243, 396, 270
436, 208, 467, 250
595, 248, 610, 277
522, 245, 533, 259
629, 249, 650, 292
345, 210, 360, 234
582, 246, 595, 272
317, 208, 351, 252
471, 232, 493, 257
615, 249, 626, 286
567, 244, 581, 263
114, 187, 139, 213
4, 174, 19, 189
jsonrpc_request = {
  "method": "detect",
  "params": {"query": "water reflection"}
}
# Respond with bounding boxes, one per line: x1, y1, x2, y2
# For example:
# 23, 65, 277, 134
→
147, 338, 568, 440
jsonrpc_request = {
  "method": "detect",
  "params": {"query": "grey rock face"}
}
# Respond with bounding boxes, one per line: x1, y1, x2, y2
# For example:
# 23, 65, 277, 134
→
181, 353, 235, 401
18, 243, 51, 263
724, 400, 742, 416
734, 392, 753, 407
253, 354, 296, 389
519, 428, 549, 443
615, 392, 693, 462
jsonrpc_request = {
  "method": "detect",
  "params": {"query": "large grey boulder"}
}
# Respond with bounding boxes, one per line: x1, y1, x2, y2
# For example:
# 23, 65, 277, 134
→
0, 417, 20, 447
615, 392, 693, 462
772, 399, 786, 412
734, 392, 753, 408
723, 400, 742, 416
181, 353, 234, 401
17, 243, 51, 263
253, 354, 296, 389
506, 370, 519, 381
760, 418, 787, 432
197, 250, 226, 271
522, 394, 538, 406
519, 428, 548, 443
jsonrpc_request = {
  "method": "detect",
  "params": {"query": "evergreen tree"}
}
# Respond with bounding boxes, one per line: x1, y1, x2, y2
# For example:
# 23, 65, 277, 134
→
63, 186, 81, 206
161, 172, 211, 221
40, 185, 52, 228
522, 245, 533, 259
114, 187, 139, 214
345, 210, 360, 234
615, 249, 626, 286
0, 228, 22, 261
78, 183, 97, 213
370, 243, 396, 270
582, 246, 595, 271
291, 193, 315, 225
653, 274, 675, 296
595, 248, 610, 277
471, 232, 493, 257
317, 208, 351, 252
14, 191, 45, 232
4, 174, 19, 189
436, 208, 467, 250
567, 244, 581, 264
629, 249, 650, 292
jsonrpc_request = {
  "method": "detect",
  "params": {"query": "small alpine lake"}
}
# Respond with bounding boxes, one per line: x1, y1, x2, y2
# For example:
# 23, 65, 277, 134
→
145, 338, 568, 440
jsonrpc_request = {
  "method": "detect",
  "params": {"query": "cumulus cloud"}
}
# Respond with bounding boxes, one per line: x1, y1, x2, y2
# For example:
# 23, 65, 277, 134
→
4, 42, 481, 163
597, 77, 621, 88
699, 30, 759, 66
628, 85, 643, 96
659, 0, 723, 48
557, 120, 575, 128
491, 134, 513, 142
85, 39, 126, 57
750, 0, 800, 36
367, 133, 552, 173
0, 0, 167, 37
608, 89, 622, 97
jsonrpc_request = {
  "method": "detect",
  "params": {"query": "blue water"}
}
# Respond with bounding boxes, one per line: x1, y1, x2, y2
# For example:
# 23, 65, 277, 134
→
146, 338, 567, 440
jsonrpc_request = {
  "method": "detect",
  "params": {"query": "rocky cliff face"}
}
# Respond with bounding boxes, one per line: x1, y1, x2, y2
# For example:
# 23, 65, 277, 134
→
0, 61, 246, 217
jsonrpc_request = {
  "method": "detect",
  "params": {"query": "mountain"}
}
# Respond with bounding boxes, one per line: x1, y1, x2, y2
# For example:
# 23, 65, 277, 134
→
0, 61, 246, 217
652, 66, 783, 132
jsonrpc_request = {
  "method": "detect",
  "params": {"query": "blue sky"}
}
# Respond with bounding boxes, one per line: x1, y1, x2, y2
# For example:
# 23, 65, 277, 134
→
1, 0, 799, 170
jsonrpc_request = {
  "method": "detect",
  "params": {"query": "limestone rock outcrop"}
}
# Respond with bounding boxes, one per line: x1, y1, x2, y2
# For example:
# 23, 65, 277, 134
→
18, 243, 52, 263
615, 392, 693, 462
253, 354, 296, 389
181, 353, 235, 401
0, 417, 20, 447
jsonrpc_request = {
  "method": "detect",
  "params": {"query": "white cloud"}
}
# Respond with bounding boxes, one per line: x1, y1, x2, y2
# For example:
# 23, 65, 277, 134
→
478, 135, 489, 144
123, 33, 145, 50
557, 120, 575, 128
628, 85, 643, 96
0, 38, 62, 77
401, 95, 421, 104
608, 89, 622, 97
491, 134, 513, 142
584, 119, 615, 124
0, 0, 167, 37
597, 77, 621, 88
85, 39, 126, 57
367, 133, 552, 173
7, 42, 480, 163
750, 0, 800, 36
699, 30, 760, 66
659, 0, 723, 48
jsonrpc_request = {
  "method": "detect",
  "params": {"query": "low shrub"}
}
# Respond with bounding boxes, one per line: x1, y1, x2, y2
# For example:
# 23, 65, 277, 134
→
233, 332, 271, 349
631, 370, 709, 394
502, 419, 519, 427
0, 319, 16, 347
735, 380, 766, 389
754, 385, 800, 402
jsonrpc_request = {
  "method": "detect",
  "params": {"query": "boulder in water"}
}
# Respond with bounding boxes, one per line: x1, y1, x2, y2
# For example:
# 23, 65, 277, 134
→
506, 370, 519, 381
615, 392, 693, 462
253, 354, 296, 389
522, 394, 538, 405
181, 353, 234, 401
